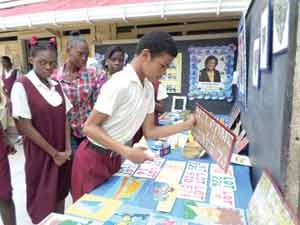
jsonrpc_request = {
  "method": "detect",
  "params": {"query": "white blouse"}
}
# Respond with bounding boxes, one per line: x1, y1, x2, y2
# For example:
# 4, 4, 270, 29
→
11, 70, 72, 119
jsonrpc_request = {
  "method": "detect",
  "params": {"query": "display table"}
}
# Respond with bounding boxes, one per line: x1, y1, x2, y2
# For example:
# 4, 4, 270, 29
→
88, 142, 253, 221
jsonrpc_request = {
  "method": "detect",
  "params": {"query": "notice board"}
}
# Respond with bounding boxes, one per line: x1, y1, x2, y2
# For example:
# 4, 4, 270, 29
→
192, 104, 236, 171
95, 38, 236, 113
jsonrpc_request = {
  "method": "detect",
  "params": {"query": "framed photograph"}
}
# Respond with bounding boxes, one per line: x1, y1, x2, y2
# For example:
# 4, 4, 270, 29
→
188, 44, 236, 102
237, 14, 248, 110
273, 0, 289, 54
260, 1, 271, 70
252, 38, 260, 88
171, 96, 187, 112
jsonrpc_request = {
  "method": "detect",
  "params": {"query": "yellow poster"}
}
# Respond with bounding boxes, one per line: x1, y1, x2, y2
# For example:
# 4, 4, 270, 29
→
66, 194, 121, 222
160, 53, 182, 93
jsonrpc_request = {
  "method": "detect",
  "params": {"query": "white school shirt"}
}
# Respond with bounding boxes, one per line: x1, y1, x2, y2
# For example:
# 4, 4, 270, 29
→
89, 64, 155, 147
11, 70, 72, 119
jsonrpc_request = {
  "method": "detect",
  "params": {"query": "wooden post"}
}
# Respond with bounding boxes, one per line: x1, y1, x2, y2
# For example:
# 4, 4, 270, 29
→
284, 1, 300, 214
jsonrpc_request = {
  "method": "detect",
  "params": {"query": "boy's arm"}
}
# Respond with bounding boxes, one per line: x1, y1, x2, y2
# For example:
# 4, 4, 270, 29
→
142, 113, 195, 139
83, 110, 153, 163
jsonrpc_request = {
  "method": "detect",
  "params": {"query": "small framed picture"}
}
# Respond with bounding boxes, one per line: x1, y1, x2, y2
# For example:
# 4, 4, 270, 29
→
260, 1, 271, 70
171, 96, 187, 112
273, 0, 289, 54
252, 38, 260, 88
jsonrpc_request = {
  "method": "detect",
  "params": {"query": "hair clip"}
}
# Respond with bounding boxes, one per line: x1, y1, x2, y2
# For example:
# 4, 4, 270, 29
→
29, 36, 38, 47
49, 37, 56, 46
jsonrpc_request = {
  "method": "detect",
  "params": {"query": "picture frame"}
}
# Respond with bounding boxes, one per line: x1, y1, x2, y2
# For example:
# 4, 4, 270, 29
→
260, 1, 271, 70
252, 38, 260, 88
272, 0, 289, 54
237, 13, 248, 110
171, 96, 187, 112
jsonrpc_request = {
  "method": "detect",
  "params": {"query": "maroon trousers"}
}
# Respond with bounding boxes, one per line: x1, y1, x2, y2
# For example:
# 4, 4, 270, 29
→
71, 139, 121, 202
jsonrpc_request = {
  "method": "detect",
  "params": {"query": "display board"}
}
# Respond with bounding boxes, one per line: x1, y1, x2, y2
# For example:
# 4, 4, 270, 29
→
248, 170, 299, 225
242, 0, 298, 186
95, 38, 237, 114
192, 104, 236, 171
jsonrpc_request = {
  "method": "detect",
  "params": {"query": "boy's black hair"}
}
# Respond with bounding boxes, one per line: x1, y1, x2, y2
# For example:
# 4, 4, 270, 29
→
204, 55, 218, 66
67, 30, 88, 50
135, 31, 177, 58
1, 56, 12, 63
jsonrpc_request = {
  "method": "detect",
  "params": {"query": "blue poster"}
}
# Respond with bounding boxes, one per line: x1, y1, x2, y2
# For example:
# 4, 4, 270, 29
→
188, 45, 236, 102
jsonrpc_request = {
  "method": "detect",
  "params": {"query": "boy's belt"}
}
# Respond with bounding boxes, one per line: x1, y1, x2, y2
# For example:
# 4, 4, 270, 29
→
86, 140, 119, 158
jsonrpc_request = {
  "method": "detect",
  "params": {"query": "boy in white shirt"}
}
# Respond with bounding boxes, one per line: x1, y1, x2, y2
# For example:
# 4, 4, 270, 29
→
71, 31, 195, 201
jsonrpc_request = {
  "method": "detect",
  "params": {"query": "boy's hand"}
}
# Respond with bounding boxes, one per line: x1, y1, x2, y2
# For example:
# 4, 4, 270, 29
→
124, 146, 154, 164
185, 113, 196, 129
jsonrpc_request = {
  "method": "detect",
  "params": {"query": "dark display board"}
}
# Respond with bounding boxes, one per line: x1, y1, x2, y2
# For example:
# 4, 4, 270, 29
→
95, 38, 237, 114
242, 0, 298, 186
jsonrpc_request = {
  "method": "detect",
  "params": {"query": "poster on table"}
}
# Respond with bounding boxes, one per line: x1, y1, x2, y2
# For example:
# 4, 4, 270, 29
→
188, 44, 236, 102
237, 13, 248, 110
66, 194, 121, 221
247, 170, 299, 225
273, 0, 289, 54
38, 212, 102, 225
160, 52, 182, 93
192, 104, 236, 172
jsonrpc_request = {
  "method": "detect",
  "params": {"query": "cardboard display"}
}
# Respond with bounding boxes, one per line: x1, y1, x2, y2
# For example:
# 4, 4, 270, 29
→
228, 103, 241, 129
192, 104, 236, 171
248, 170, 299, 225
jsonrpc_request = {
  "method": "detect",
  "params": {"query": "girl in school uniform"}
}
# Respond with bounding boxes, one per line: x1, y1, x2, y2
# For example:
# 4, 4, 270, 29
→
0, 124, 16, 225
1, 56, 18, 98
102, 46, 125, 79
10, 38, 72, 224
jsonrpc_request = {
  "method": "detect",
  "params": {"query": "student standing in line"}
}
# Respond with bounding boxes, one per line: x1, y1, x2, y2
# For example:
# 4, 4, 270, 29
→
71, 31, 195, 201
1, 56, 19, 98
52, 32, 106, 155
0, 124, 16, 225
1, 56, 22, 144
102, 46, 125, 79
10, 40, 72, 224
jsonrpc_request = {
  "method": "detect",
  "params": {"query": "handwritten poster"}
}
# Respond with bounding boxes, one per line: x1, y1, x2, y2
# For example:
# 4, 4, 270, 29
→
192, 105, 236, 171
160, 53, 182, 93
134, 158, 165, 179
178, 183, 207, 202
248, 170, 299, 225
178, 161, 209, 202
115, 159, 139, 177
156, 160, 186, 184
210, 188, 235, 208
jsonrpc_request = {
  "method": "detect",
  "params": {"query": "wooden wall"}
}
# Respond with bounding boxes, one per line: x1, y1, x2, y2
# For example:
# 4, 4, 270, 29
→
0, 15, 240, 72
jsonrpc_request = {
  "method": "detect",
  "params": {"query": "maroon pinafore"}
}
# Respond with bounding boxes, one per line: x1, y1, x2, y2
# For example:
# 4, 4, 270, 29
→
0, 125, 12, 201
19, 77, 71, 224
2, 69, 17, 97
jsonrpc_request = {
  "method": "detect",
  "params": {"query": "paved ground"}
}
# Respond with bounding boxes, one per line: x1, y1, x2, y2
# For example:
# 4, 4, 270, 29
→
3, 137, 72, 225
